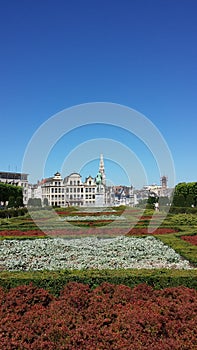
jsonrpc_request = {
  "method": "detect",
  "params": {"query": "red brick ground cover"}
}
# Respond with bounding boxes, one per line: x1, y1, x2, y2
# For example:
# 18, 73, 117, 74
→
0, 230, 46, 237
0, 282, 196, 349
181, 235, 197, 246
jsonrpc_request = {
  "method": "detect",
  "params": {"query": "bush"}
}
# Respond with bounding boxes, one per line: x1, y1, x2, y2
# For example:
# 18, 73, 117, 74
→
0, 207, 27, 218
0, 282, 196, 349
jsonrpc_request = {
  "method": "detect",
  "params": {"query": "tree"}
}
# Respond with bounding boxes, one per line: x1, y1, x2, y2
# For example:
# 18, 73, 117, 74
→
0, 183, 23, 207
185, 194, 194, 207
8, 196, 15, 208
172, 194, 186, 207
16, 196, 24, 208
173, 182, 197, 207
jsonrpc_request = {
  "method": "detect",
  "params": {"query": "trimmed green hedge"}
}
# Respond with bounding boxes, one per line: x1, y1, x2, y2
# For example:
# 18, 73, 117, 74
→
157, 233, 197, 266
0, 207, 27, 218
169, 206, 197, 214
0, 269, 197, 295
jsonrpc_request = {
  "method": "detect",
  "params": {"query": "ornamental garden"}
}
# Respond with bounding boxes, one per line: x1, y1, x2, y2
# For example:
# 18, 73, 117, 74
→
0, 197, 197, 348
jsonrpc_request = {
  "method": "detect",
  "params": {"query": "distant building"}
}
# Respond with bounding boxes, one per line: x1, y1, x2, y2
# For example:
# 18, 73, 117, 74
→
64, 173, 84, 206
83, 176, 97, 206
113, 185, 134, 206
0, 171, 29, 205
133, 175, 173, 205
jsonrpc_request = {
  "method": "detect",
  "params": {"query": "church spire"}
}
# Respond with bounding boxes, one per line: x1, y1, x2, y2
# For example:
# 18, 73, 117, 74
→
99, 154, 106, 185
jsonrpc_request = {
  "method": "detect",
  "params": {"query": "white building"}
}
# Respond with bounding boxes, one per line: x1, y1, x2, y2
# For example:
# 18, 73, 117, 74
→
64, 173, 84, 206
83, 176, 97, 206
41, 172, 65, 207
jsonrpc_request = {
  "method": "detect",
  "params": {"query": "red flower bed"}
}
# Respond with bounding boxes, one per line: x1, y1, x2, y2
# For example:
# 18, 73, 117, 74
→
45, 227, 178, 237
127, 228, 178, 235
139, 216, 153, 220
181, 235, 197, 246
0, 230, 46, 237
0, 282, 196, 349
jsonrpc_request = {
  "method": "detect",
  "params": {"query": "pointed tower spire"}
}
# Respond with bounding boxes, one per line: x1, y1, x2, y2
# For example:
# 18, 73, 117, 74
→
99, 154, 106, 185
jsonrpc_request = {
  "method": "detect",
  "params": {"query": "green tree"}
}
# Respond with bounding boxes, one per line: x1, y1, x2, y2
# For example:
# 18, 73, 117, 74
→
172, 194, 186, 207
185, 194, 194, 207
8, 196, 15, 208
15, 196, 24, 208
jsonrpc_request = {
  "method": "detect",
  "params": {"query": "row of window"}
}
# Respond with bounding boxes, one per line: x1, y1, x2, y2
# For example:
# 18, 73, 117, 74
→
43, 187, 96, 194
43, 188, 64, 193
66, 194, 95, 200
68, 181, 95, 186
65, 187, 96, 193
69, 180, 81, 186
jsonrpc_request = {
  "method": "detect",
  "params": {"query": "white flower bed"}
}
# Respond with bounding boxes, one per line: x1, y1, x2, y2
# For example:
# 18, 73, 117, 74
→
58, 215, 125, 221
0, 236, 194, 271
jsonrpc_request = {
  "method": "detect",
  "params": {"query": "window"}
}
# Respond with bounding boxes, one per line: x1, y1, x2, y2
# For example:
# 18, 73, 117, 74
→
89, 181, 91, 185
81, 188, 83, 192
85, 188, 88, 192
77, 180, 80, 185
70, 181, 72, 185
74, 188, 76, 193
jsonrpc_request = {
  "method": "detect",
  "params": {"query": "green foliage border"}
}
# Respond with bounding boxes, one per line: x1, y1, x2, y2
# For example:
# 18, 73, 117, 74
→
0, 268, 197, 295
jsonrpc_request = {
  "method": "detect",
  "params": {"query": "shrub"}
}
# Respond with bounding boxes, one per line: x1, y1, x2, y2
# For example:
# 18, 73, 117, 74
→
0, 282, 196, 349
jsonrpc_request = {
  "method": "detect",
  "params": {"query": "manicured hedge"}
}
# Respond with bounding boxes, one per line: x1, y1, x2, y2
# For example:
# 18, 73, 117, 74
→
0, 207, 27, 218
0, 269, 197, 296
157, 234, 197, 266
169, 206, 197, 214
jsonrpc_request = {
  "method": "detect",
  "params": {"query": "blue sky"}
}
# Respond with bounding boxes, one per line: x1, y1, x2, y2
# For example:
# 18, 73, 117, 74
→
0, 0, 197, 188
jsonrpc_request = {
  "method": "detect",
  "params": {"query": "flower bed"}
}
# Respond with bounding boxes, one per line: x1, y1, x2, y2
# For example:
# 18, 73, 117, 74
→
181, 235, 197, 246
0, 236, 193, 271
127, 228, 178, 235
0, 230, 46, 237
0, 282, 196, 349
59, 215, 125, 221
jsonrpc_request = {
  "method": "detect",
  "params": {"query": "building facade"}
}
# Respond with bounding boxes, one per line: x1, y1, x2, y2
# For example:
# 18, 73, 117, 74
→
41, 172, 65, 207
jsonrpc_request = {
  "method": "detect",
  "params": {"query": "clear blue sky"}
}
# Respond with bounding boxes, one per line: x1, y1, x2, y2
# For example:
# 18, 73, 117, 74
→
0, 0, 197, 188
